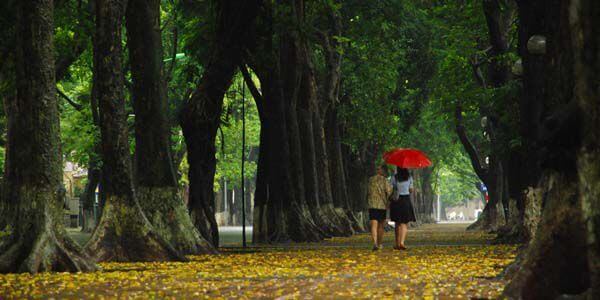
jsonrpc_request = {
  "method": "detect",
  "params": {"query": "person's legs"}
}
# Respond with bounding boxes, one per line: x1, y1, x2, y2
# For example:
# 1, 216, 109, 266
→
377, 221, 385, 248
370, 220, 379, 248
394, 222, 401, 248
400, 223, 408, 248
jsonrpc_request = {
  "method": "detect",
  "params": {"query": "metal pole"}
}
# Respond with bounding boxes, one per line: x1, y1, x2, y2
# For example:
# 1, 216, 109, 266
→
437, 194, 441, 222
241, 79, 247, 248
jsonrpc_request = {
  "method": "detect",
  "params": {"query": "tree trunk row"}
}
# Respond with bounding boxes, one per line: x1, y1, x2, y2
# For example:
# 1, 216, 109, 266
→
504, 0, 599, 297
249, 0, 361, 243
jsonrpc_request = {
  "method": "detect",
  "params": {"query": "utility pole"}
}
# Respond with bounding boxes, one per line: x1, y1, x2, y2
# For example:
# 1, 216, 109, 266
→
241, 80, 247, 248
437, 194, 441, 222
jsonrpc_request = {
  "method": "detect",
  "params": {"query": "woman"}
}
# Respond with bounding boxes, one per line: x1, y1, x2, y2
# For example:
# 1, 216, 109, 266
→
390, 167, 416, 250
367, 165, 393, 250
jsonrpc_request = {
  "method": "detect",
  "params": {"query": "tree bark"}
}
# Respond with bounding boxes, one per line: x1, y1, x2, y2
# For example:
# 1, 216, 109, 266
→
455, 105, 504, 231
457, 1, 515, 233
314, 9, 360, 234
297, 61, 347, 237
414, 168, 435, 224
504, 0, 599, 297
84, 0, 185, 262
278, 2, 324, 241
242, 66, 274, 243
126, 0, 214, 254
180, 0, 261, 247
325, 108, 362, 232
0, 0, 96, 273
343, 143, 376, 232
572, 0, 600, 295
313, 110, 355, 233
250, 61, 294, 242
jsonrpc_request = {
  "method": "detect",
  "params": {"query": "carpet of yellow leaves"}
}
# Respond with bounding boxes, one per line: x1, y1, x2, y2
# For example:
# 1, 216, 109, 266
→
0, 224, 517, 299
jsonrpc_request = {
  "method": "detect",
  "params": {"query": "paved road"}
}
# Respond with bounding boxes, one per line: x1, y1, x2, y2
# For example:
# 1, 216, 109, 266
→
68, 226, 254, 247
219, 226, 253, 246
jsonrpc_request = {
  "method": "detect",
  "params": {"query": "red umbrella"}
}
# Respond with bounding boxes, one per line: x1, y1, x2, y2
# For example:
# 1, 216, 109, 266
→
383, 148, 432, 169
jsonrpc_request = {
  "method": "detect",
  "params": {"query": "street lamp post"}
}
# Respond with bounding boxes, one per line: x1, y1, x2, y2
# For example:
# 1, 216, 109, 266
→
241, 80, 247, 248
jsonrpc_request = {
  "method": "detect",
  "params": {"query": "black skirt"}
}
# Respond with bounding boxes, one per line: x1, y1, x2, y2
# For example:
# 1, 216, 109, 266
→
390, 195, 416, 223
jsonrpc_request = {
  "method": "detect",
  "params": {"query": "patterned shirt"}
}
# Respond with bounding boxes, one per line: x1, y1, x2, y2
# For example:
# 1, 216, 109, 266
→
367, 175, 393, 209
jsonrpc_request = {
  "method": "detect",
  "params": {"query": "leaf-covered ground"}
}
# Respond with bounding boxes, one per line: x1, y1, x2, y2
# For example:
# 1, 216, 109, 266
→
0, 223, 517, 299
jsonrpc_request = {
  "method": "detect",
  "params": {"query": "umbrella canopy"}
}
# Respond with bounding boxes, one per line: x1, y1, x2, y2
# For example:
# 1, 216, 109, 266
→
383, 148, 432, 169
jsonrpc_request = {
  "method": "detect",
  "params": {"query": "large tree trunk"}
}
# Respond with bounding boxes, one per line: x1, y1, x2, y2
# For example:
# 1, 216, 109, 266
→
343, 143, 376, 231
459, 1, 515, 233
413, 168, 435, 224
313, 110, 355, 233
180, 0, 261, 247
504, 173, 590, 298
297, 63, 347, 237
504, 0, 599, 297
127, 0, 213, 254
251, 95, 286, 243
466, 155, 505, 231
278, 5, 324, 242
250, 62, 294, 242
78, 48, 103, 233
249, 0, 332, 243
245, 67, 272, 243
315, 9, 359, 234
84, 0, 184, 262
0, 0, 96, 273
573, 1, 600, 295
250, 51, 319, 242
180, 58, 231, 248
126, 0, 214, 254
325, 108, 360, 233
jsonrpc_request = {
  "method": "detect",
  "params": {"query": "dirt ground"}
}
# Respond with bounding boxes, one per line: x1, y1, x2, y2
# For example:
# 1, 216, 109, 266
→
0, 223, 516, 299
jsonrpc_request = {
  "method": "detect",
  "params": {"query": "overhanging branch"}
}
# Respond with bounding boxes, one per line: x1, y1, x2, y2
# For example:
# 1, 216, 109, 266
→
57, 88, 83, 111
239, 64, 265, 118
455, 104, 488, 182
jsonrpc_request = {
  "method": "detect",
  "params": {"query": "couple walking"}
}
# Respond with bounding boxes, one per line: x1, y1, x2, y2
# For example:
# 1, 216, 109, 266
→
367, 165, 416, 251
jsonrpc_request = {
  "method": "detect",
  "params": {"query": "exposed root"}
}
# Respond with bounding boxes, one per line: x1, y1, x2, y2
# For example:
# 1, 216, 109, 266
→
503, 173, 589, 298
84, 197, 187, 262
137, 187, 215, 254
287, 202, 324, 242
0, 195, 96, 274
0, 228, 96, 273
321, 204, 354, 236
339, 208, 363, 233
309, 208, 335, 238
189, 204, 219, 248
467, 200, 505, 232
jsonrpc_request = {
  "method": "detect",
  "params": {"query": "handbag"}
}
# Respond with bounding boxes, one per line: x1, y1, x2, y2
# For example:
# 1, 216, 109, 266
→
388, 179, 399, 202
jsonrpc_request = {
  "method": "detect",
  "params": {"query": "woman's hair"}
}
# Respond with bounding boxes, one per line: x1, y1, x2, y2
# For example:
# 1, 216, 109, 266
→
395, 167, 410, 182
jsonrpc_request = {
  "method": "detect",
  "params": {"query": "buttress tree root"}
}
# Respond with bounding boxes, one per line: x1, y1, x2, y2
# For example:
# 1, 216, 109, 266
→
126, 0, 215, 255
0, 190, 96, 273
88, 0, 186, 262
0, 0, 96, 274
84, 197, 187, 262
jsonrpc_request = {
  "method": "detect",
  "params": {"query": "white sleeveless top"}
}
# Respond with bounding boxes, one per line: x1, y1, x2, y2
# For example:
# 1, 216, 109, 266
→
391, 176, 413, 199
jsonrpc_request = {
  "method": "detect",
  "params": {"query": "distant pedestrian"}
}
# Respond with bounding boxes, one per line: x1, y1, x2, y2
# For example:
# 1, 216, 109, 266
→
367, 165, 393, 251
390, 167, 416, 250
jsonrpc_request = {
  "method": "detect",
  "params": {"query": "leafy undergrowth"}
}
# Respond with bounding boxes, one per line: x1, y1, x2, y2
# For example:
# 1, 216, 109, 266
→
0, 224, 517, 299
